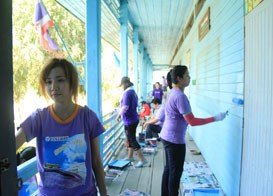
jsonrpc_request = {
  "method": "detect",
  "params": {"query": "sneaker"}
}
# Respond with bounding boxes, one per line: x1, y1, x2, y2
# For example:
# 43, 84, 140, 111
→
123, 157, 135, 162
150, 143, 157, 148
135, 159, 148, 168
149, 140, 157, 147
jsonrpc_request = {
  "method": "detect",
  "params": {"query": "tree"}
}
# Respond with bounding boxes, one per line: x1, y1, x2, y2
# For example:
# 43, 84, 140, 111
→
12, 0, 85, 102
13, 0, 122, 116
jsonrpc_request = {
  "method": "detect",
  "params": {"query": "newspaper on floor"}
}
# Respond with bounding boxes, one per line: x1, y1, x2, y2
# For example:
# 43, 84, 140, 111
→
142, 147, 157, 154
181, 161, 222, 195
105, 168, 123, 182
119, 188, 150, 196
183, 188, 223, 196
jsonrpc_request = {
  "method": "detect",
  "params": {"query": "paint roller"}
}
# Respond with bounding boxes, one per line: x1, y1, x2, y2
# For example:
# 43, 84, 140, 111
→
227, 97, 244, 113
232, 97, 244, 105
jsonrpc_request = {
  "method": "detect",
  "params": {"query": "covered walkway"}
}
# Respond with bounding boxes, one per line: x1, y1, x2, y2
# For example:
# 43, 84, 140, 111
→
105, 133, 216, 196
1, 0, 273, 196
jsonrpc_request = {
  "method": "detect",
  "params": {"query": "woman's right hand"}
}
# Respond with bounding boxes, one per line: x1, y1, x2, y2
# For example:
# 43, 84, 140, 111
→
214, 111, 228, 121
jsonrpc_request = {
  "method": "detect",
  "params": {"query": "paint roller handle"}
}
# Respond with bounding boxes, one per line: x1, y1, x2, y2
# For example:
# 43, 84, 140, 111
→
214, 111, 228, 121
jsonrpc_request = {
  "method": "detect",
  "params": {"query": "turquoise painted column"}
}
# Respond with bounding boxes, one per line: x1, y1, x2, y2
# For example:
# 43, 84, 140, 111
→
120, 0, 128, 77
85, 0, 103, 157
133, 27, 139, 94
139, 43, 145, 101
147, 58, 150, 92
86, 0, 102, 118
150, 60, 153, 92
143, 52, 148, 100
147, 59, 153, 94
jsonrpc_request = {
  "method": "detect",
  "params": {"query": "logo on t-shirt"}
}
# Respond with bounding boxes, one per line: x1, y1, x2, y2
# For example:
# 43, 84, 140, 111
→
42, 134, 87, 189
45, 136, 69, 142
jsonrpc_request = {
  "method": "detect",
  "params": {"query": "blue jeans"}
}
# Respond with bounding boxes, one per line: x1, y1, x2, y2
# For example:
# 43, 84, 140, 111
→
161, 139, 186, 196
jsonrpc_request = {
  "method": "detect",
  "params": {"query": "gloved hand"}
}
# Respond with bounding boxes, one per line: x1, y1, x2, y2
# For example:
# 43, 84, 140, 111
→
214, 111, 228, 121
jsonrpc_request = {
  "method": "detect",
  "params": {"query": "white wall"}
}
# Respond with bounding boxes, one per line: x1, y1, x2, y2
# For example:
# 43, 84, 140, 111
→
241, 0, 273, 195
152, 70, 169, 85
173, 0, 244, 195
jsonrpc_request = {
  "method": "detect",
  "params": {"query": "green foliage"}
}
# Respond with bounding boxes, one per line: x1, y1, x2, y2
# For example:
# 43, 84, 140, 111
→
12, 0, 85, 102
12, 0, 121, 114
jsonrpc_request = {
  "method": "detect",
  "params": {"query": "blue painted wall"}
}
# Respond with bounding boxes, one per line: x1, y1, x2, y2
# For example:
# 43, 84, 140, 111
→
174, 0, 244, 195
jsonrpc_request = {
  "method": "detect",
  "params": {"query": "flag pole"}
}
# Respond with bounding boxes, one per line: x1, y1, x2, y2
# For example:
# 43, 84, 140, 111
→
38, 0, 85, 85
40, 0, 74, 63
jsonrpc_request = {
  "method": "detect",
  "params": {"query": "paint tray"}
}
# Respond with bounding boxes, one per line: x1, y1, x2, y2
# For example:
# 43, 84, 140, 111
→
193, 188, 222, 196
108, 159, 131, 170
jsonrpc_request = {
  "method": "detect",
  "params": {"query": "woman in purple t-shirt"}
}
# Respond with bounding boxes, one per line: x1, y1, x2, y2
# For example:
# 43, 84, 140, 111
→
152, 82, 164, 104
16, 58, 107, 196
116, 76, 147, 168
160, 65, 227, 196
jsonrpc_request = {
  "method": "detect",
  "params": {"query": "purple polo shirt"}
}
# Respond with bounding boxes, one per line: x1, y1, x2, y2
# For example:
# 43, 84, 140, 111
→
120, 87, 139, 125
160, 88, 191, 144
20, 105, 104, 196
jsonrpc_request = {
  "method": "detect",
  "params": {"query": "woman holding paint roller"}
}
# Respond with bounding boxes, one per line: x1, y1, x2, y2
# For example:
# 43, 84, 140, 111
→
160, 65, 227, 196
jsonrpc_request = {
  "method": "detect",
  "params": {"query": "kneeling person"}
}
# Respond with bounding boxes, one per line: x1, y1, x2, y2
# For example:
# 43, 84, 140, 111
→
144, 99, 165, 146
